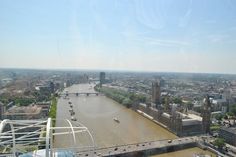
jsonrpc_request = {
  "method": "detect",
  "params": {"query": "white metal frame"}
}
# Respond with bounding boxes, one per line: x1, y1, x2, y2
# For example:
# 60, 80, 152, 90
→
0, 118, 95, 157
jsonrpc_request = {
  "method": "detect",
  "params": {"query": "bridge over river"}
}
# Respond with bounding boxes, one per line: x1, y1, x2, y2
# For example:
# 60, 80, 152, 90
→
59, 92, 103, 97
75, 137, 198, 157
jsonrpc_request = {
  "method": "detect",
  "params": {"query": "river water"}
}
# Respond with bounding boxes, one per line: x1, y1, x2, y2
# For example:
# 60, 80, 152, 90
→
54, 83, 215, 156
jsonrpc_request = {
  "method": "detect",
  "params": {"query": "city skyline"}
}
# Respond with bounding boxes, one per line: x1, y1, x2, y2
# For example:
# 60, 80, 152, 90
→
1, 0, 236, 74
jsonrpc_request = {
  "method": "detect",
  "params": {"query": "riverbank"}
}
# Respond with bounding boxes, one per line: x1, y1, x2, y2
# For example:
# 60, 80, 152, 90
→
49, 96, 57, 127
94, 85, 147, 108
136, 110, 173, 133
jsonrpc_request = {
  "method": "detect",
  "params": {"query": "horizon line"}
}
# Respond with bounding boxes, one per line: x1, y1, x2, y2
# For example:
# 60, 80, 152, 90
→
0, 66, 236, 76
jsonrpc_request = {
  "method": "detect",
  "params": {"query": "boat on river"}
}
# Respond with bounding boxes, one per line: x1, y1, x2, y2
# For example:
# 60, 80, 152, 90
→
113, 118, 120, 123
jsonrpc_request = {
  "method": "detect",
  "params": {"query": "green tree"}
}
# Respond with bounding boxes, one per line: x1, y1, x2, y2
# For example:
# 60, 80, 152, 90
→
224, 114, 229, 119
98, 86, 148, 108
231, 105, 236, 124
122, 98, 132, 108
210, 124, 220, 132
215, 114, 223, 121
14, 98, 35, 106
213, 138, 225, 149
49, 97, 57, 119
173, 97, 182, 104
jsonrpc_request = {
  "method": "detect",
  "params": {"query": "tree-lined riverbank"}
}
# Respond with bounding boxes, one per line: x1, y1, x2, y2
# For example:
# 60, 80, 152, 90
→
95, 85, 147, 108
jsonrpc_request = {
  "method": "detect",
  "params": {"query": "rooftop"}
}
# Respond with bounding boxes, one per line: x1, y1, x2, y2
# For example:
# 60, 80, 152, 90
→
221, 126, 236, 134
4, 105, 42, 115
177, 112, 202, 126
187, 113, 202, 121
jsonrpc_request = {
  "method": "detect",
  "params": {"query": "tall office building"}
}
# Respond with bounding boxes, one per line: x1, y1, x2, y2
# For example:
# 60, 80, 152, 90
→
159, 78, 165, 87
99, 72, 105, 86
0, 102, 5, 120
49, 81, 55, 93
152, 80, 161, 106
202, 95, 211, 133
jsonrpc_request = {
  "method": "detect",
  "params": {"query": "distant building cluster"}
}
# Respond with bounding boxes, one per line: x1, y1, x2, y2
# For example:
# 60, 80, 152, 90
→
0, 102, 50, 120
132, 80, 212, 136
3, 105, 42, 120
1, 69, 236, 152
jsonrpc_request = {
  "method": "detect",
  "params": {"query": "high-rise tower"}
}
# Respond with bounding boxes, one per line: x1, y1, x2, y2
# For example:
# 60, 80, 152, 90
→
99, 72, 105, 87
0, 102, 5, 120
152, 80, 161, 106
202, 95, 211, 133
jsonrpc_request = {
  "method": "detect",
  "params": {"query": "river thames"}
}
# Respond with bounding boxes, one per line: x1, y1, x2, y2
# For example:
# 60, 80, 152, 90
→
54, 83, 215, 156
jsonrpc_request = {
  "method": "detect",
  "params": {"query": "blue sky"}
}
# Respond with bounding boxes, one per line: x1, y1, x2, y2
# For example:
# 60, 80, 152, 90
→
1, 0, 236, 74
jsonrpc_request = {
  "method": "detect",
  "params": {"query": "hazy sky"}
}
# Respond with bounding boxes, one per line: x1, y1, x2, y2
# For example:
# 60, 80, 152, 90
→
1, 0, 236, 74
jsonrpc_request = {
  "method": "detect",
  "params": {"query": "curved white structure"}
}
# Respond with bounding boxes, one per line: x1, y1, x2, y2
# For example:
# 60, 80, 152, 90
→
0, 118, 95, 157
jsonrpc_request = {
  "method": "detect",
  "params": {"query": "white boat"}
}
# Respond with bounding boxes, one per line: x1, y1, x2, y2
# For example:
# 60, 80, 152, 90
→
71, 116, 77, 121
113, 118, 120, 123
70, 111, 75, 116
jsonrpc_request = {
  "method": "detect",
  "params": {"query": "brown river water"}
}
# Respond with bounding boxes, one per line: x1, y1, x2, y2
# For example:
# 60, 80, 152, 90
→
54, 84, 215, 157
